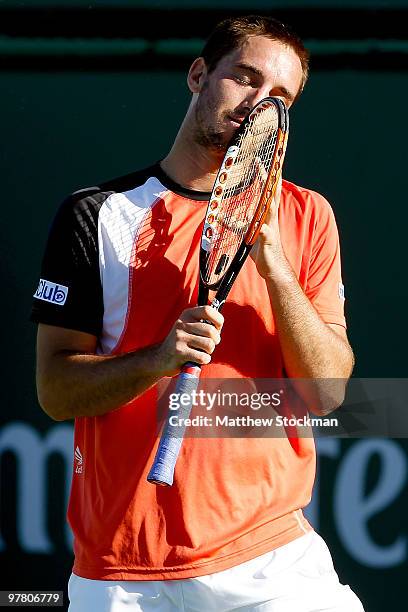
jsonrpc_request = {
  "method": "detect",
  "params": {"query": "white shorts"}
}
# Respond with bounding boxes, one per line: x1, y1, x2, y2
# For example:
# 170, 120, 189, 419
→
68, 531, 365, 611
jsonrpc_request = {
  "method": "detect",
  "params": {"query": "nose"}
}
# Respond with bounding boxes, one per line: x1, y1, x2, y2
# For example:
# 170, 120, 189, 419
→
243, 86, 275, 110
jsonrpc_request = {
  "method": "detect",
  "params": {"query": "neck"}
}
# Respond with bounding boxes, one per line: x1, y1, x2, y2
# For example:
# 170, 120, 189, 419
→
160, 114, 224, 192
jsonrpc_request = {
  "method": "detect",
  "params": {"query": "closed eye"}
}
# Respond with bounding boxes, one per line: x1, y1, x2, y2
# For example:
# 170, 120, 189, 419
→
234, 75, 252, 86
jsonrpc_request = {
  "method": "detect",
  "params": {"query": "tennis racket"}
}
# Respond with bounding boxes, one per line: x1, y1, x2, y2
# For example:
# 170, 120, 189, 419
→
147, 96, 289, 486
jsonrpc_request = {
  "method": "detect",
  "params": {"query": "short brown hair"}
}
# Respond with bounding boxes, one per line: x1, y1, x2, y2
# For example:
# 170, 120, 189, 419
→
201, 15, 310, 97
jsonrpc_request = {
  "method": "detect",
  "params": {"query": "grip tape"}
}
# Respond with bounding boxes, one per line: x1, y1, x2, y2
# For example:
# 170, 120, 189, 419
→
147, 364, 201, 486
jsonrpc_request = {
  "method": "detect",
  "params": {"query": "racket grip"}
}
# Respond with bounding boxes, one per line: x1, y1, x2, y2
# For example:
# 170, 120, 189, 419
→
147, 362, 201, 486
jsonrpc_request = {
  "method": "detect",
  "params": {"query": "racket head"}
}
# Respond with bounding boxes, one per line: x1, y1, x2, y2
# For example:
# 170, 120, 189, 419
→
199, 97, 289, 291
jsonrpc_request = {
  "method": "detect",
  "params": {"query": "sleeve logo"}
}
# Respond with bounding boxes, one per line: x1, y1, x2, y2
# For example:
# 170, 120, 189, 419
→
338, 282, 345, 300
74, 446, 83, 474
33, 279, 68, 306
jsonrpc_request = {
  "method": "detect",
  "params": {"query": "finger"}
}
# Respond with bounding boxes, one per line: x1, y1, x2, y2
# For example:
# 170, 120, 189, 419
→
182, 321, 221, 345
174, 331, 215, 363
188, 334, 217, 355
255, 156, 268, 183
173, 331, 213, 365
184, 349, 212, 367
201, 305, 224, 330
262, 175, 282, 227
187, 305, 224, 330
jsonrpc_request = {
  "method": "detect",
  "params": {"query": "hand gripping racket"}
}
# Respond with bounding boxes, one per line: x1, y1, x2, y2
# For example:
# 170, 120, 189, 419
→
147, 97, 289, 486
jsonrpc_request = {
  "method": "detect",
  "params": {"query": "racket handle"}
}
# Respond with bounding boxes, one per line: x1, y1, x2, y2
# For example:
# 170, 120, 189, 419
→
147, 362, 201, 486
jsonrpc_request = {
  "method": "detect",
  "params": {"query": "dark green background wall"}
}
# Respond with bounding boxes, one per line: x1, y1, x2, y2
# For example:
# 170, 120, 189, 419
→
1, 4, 408, 610
4, 69, 408, 380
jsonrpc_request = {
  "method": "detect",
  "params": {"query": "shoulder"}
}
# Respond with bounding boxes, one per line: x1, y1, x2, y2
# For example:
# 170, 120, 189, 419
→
57, 164, 160, 220
282, 179, 333, 212
281, 179, 337, 227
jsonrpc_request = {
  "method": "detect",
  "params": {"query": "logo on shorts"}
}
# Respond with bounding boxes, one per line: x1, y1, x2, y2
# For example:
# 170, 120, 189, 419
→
338, 282, 345, 300
34, 279, 68, 306
74, 446, 83, 474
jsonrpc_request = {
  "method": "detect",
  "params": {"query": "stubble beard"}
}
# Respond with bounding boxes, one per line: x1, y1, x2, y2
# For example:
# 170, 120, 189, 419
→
193, 82, 230, 153
193, 110, 227, 152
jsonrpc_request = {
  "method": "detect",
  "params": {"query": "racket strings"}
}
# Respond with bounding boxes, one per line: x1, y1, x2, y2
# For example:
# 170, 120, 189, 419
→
206, 151, 276, 280
204, 105, 280, 285
218, 106, 279, 220
223, 125, 276, 198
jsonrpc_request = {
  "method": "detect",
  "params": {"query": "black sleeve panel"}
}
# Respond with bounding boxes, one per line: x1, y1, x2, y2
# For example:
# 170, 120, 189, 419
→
30, 188, 111, 336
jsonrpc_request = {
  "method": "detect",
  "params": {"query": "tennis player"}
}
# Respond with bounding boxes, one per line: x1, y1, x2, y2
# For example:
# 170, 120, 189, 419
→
31, 15, 365, 612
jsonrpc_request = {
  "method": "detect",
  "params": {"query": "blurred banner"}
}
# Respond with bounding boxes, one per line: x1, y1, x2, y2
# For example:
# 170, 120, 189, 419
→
1, 2, 407, 611
1, 420, 406, 611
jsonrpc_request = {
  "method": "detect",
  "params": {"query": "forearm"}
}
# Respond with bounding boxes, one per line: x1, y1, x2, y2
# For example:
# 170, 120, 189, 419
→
36, 306, 223, 421
37, 344, 166, 421
264, 256, 354, 415
251, 204, 354, 414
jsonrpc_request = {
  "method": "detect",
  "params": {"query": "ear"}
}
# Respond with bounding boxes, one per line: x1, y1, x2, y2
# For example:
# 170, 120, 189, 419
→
187, 57, 207, 94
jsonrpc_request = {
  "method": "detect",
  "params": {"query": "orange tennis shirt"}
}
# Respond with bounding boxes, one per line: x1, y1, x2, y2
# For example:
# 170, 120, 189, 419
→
31, 164, 346, 580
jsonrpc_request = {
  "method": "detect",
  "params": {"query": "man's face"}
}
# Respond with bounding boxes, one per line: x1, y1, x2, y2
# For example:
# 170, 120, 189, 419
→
191, 36, 303, 152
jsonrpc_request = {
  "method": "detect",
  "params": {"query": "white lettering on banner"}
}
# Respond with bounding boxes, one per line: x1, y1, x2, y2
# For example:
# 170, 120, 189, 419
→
0, 422, 74, 552
0, 422, 407, 568
334, 439, 407, 568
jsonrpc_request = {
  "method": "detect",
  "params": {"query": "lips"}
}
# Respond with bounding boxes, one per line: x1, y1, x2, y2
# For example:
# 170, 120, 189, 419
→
228, 115, 246, 127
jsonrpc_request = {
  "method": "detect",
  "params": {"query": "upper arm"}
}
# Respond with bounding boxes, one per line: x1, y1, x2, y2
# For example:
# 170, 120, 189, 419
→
305, 193, 346, 329
37, 323, 98, 363
32, 192, 107, 419
31, 191, 105, 337
36, 323, 98, 408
